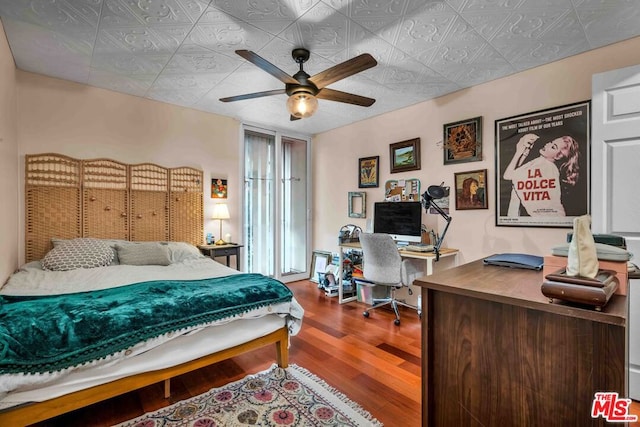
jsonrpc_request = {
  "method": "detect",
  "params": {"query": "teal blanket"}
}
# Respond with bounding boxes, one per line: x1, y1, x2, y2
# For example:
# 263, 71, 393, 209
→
0, 274, 293, 374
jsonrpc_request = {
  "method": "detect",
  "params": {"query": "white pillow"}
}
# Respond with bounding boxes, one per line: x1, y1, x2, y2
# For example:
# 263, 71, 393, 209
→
42, 238, 114, 271
167, 242, 204, 263
115, 242, 171, 266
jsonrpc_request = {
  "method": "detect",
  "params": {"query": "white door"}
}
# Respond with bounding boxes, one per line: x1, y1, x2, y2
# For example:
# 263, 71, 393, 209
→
592, 63, 640, 399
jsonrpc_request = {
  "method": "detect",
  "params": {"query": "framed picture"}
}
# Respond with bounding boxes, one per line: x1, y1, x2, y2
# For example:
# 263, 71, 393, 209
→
358, 156, 379, 188
309, 250, 332, 283
348, 191, 366, 218
384, 178, 420, 202
443, 116, 482, 165
211, 178, 227, 199
454, 169, 488, 210
495, 100, 590, 227
390, 138, 420, 173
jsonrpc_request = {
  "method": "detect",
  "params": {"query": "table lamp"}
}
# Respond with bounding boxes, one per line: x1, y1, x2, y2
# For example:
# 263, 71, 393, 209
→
212, 203, 230, 245
421, 185, 453, 261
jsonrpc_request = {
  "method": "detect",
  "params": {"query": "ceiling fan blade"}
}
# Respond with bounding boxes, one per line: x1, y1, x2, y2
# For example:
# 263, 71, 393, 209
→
219, 89, 286, 102
235, 50, 299, 85
290, 115, 301, 121
309, 53, 377, 89
316, 88, 376, 107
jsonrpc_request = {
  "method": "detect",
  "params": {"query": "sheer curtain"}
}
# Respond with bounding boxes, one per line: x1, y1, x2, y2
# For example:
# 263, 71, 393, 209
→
244, 129, 275, 276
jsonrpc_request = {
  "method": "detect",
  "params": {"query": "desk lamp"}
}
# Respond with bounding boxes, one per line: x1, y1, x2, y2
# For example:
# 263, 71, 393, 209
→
421, 185, 452, 261
212, 203, 230, 245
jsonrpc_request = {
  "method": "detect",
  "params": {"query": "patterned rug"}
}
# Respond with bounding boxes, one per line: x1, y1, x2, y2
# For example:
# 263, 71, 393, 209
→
114, 364, 382, 426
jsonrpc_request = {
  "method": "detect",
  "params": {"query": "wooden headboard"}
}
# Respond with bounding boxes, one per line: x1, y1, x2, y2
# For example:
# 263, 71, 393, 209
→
25, 153, 204, 262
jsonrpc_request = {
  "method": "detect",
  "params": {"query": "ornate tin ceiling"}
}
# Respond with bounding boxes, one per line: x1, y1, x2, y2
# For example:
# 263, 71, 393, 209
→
1, 0, 639, 135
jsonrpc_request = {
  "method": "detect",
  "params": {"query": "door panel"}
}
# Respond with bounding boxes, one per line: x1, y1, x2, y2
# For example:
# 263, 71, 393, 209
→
592, 63, 640, 399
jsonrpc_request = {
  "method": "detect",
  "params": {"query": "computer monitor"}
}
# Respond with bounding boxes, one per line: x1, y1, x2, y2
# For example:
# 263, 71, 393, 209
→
373, 201, 422, 243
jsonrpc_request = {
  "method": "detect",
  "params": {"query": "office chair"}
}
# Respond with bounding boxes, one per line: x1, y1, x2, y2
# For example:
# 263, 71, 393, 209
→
357, 233, 422, 326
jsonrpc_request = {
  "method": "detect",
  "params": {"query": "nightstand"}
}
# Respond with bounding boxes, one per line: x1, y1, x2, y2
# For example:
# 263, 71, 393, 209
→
198, 244, 243, 270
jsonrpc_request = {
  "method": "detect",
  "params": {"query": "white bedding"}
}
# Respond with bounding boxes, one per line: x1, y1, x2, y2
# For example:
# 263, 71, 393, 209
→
0, 255, 304, 408
1, 256, 240, 295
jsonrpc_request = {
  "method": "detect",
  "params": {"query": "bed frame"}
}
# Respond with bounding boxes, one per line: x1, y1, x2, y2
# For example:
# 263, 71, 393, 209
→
0, 327, 289, 426
1, 153, 290, 426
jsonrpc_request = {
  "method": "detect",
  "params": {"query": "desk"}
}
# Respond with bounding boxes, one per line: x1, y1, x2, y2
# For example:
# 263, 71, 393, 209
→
198, 244, 243, 270
414, 259, 627, 426
337, 242, 458, 304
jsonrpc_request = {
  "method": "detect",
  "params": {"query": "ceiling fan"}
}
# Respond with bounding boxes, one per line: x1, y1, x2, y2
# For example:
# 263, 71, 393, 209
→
219, 48, 377, 121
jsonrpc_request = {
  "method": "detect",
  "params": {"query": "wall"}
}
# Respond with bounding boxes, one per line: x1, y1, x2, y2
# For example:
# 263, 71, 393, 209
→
313, 36, 640, 269
0, 20, 18, 283
16, 71, 241, 265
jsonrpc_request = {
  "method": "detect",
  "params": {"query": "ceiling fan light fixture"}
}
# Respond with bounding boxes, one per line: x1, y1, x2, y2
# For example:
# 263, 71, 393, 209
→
286, 92, 318, 119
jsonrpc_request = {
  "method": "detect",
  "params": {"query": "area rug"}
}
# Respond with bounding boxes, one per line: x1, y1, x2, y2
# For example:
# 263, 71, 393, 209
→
115, 364, 382, 426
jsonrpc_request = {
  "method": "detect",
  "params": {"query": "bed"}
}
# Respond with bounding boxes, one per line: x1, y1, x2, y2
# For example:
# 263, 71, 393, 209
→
0, 154, 304, 426
0, 239, 303, 426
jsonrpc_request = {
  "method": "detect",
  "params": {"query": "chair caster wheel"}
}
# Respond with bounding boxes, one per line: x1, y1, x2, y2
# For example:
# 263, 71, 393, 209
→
363, 311, 370, 318
394, 319, 401, 326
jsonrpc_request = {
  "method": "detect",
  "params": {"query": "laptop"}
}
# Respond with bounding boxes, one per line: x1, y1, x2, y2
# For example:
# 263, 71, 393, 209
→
483, 253, 544, 270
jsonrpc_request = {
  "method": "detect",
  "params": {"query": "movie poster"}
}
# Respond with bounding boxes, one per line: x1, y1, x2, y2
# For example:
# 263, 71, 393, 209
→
495, 101, 590, 227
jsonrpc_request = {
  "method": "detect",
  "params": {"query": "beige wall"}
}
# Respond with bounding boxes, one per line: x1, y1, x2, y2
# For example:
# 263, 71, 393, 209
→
15, 71, 242, 265
3, 24, 640, 279
0, 20, 18, 283
313, 36, 640, 268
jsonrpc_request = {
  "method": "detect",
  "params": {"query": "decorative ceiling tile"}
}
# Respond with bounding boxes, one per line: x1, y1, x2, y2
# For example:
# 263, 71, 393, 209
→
381, 48, 449, 86
426, 17, 489, 73
212, 0, 318, 35
88, 69, 153, 96
279, 1, 351, 56
189, 20, 274, 54
576, 2, 640, 48
325, 31, 394, 67
383, 5, 457, 57
1, 19, 93, 82
95, 25, 192, 55
146, 87, 206, 107
91, 52, 172, 75
0, 0, 100, 37
151, 72, 224, 91
164, 49, 243, 74
491, 8, 571, 43
461, 10, 512, 40
100, 0, 206, 27
452, 44, 516, 87
2, 0, 639, 134
505, 38, 591, 72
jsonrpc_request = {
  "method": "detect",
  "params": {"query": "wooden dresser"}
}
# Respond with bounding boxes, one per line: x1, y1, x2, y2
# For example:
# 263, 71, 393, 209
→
414, 258, 627, 426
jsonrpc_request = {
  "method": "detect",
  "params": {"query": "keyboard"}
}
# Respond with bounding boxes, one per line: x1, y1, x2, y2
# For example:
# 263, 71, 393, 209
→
403, 244, 434, 252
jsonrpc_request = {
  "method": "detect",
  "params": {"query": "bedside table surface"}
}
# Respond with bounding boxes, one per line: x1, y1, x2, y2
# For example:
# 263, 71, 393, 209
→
198, 243, 243, 249
198, 244, 243, 270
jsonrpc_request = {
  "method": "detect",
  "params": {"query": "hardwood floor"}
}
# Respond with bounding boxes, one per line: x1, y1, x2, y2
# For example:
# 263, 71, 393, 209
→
32, 280, 422, 426
27, 279, 640, 426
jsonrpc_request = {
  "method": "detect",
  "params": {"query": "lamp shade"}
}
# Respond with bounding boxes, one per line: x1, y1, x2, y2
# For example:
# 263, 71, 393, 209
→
212, 203, 230, 220
286, 92, 318, 118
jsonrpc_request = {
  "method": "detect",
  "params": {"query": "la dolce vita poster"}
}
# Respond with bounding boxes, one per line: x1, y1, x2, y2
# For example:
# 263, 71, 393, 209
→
495, 101, 590, 227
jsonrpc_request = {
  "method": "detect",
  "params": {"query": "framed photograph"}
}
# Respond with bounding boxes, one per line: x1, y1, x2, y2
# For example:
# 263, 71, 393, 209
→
211, 178, 227, 199
495, 100, 590, 227
454, 169, 488, 210
358, 156, 379, 188
309, 250, 332, 283
390, 138, 421, 173
443, 116, 482, 165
